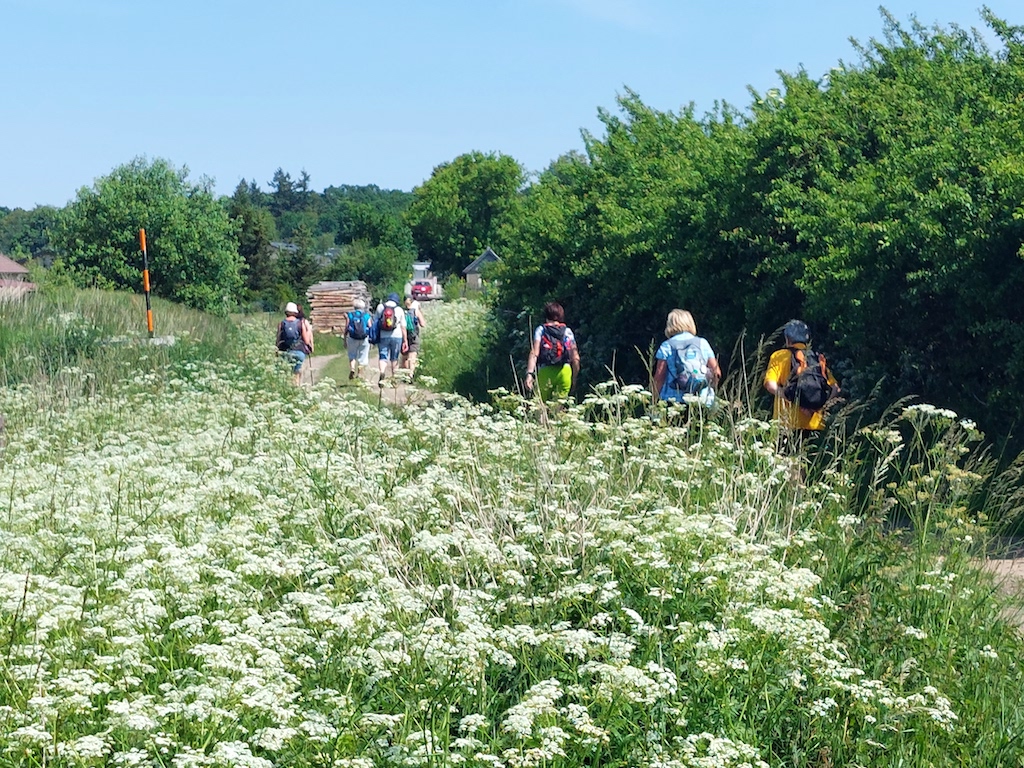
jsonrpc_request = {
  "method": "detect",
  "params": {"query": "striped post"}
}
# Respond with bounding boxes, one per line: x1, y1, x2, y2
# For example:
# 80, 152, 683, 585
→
139, 229, 154, 338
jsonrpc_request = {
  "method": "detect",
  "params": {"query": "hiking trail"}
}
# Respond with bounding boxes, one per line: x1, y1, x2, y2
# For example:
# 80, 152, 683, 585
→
305, 352, 437, 408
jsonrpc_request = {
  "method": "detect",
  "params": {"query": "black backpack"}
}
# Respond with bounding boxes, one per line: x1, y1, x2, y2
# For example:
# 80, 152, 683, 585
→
537, 324, 570, 367
783, 347, 832, 410
278, 318, 304, 352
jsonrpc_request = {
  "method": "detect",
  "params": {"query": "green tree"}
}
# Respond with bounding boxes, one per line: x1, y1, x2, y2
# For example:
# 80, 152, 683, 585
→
495, 94, 743, 386
52, 157, 243, 313
324, 240, 407, 297
406, 151, 525, 275
228, 181, 278, 305
0, 205, 59, 257
269, 168, 297, 216
735, 11, 1024, 427
276, 220, 322, 299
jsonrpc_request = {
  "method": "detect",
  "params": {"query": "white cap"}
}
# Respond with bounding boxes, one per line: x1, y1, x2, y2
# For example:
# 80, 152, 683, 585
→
285, 302, 298, 315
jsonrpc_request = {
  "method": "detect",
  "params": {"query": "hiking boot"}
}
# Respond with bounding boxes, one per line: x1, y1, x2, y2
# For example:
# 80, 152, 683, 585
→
378, 373, 385, 388
349, 370, 355, 380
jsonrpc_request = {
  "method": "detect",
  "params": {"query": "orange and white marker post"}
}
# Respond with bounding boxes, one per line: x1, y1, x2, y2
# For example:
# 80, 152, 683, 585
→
139, 229, 154, 338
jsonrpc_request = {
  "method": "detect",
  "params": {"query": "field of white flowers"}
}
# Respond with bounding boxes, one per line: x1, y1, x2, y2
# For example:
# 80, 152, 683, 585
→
1, 306, 1023, 767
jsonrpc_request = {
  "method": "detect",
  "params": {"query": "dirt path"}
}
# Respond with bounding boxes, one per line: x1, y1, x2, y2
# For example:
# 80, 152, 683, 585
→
983, 558, 1024, 630
306, 352, 340, 384
305, 352, 436, 408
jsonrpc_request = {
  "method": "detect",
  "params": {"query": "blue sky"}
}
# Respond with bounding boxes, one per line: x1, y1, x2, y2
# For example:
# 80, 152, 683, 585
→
2, 0, 1018, 209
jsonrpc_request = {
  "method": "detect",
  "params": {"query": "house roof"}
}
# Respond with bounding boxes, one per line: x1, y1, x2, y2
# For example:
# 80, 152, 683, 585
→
0, 254, 29, 274
462, 247, 500, 275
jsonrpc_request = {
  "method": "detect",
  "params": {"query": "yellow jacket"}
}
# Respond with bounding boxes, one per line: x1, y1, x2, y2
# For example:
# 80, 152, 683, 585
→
763, 343, 838, 430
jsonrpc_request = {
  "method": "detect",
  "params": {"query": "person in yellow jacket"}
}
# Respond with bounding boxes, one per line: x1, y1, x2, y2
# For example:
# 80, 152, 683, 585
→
763, 319, 840, 435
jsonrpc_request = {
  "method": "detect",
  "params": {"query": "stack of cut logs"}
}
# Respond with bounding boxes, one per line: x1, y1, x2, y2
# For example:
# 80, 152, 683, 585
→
305, 280, 372, 333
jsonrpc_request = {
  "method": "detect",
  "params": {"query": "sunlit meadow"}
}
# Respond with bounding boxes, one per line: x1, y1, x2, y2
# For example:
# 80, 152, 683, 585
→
0, 291, 1022, 767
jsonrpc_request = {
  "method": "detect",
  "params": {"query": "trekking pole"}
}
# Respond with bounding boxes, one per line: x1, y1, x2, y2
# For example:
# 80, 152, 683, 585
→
139, 229, 154, 338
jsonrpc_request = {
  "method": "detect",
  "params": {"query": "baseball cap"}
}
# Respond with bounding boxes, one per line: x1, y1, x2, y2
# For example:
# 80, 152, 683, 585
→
784, 319, 810, 343
285, 302, 298, 315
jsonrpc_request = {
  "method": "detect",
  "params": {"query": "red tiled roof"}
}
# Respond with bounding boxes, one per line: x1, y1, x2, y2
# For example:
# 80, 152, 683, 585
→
0, 254, 29, 274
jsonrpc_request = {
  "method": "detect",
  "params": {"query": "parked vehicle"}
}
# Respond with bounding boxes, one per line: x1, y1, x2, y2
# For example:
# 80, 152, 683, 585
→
411, 280, 433, 299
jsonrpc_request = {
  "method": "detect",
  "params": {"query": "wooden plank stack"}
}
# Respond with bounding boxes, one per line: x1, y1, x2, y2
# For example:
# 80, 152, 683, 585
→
305, 280, 372, 333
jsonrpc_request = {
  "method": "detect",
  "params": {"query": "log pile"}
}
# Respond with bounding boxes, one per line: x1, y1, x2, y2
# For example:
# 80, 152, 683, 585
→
305, 281, 372, 333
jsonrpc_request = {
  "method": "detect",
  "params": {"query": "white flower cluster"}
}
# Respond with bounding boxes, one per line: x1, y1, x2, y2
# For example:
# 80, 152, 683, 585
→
0, 338, 977, 766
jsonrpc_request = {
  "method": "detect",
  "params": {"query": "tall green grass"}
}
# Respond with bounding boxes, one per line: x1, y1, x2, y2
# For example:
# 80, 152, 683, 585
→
0, 287, 246, 402
417, 298, 504, 398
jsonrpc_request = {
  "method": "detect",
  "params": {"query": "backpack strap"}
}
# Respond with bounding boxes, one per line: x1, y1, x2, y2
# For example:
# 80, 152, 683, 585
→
787, 346, 809, 375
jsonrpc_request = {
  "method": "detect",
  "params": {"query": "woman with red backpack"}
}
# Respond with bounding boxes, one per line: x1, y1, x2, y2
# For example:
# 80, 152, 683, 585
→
525, 302, 580, 403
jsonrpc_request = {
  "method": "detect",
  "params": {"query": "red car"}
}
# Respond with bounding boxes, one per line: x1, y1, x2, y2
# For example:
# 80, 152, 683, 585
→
411, 280, 433, 299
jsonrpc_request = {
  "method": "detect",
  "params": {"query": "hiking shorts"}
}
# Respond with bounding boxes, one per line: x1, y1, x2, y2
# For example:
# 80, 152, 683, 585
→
378, 336, 402, 362
284, 350, 306, 373
406, 333, 421, 354
537, 363, 572, 401
347, 336, 370, 365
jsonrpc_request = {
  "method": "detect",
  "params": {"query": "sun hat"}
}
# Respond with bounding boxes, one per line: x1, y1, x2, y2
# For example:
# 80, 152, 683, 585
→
387, 292, 400, 304
285, 302, 298, 315
784, 319, 810, 343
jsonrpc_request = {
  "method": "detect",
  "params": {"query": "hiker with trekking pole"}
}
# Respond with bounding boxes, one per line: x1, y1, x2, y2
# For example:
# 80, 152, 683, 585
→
276, 301, 314, 386
345, 298, 373, 381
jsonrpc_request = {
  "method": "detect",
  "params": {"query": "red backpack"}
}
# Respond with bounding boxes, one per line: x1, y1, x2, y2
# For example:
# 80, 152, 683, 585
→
537, 323, 570, 367
380, 305, 398, 331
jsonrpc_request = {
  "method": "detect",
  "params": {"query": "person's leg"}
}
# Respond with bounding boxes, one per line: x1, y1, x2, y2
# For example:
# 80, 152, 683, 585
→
378, 339, 390, 380
536, 364, 571, 403
358, 339, 370, 377
380, 338, 400, 383
406, 335, 421, 377
389, 340, 399, 378
290, 351, 306, 386
347, 338, 358, 379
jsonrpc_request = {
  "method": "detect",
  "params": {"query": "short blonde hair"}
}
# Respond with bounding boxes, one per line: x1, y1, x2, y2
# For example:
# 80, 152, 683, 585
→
665, 309, 696, 337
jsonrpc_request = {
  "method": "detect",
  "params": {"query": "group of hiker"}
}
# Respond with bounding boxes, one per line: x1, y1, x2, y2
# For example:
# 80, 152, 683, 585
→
278, 296, 840, 435
525, 302, 840, 435
276, 292, 426, 387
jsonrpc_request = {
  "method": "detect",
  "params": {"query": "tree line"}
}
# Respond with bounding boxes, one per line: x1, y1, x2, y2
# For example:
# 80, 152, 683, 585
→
4, 11, 1024, 443
1, 162, 424, 311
